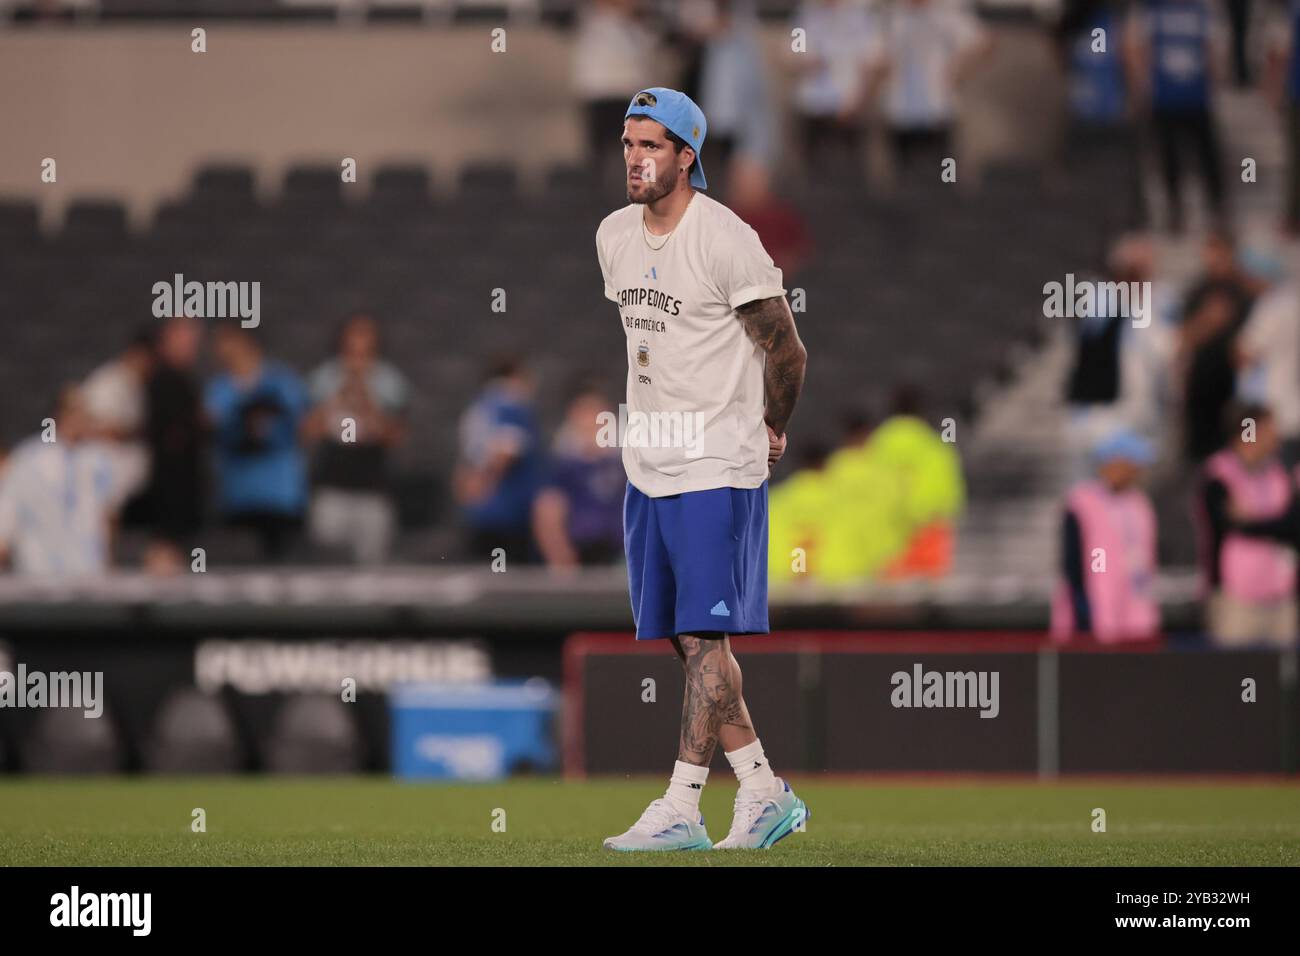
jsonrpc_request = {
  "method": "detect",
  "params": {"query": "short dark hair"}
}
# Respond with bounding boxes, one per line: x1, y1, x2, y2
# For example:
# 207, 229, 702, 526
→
662, 128, 697, 178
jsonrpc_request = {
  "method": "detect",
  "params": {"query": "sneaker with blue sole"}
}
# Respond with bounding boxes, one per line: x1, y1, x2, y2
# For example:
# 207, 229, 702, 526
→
713, 778, 810, 849
603, 797, 713, 852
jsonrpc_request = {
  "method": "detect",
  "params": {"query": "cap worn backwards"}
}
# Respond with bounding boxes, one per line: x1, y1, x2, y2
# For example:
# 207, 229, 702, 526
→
624, 87, 708, 191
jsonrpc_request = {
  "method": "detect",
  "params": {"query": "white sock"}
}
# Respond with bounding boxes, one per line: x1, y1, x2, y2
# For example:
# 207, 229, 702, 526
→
725, 739, 778, 795
665, 760, 709, 818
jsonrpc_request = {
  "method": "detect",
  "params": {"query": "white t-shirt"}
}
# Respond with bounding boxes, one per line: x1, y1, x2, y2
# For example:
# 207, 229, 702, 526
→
596, 191, 787, 497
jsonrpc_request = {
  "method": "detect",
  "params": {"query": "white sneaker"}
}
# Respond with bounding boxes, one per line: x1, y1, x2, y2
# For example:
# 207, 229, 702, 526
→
602, 797, 713, 851
713, 778, 810, 849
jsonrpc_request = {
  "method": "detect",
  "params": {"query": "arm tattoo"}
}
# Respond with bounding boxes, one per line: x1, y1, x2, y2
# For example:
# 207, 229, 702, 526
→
735, 295, 807, 437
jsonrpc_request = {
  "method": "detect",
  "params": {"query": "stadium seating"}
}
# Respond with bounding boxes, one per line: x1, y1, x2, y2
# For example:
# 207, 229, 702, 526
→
0, 147, 1116, 562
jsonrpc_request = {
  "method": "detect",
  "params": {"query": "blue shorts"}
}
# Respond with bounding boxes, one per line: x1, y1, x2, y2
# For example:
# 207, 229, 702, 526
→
623, 480, 769, 640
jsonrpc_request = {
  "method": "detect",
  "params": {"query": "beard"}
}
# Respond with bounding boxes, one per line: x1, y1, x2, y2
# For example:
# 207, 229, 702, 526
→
627, 163, 683, 205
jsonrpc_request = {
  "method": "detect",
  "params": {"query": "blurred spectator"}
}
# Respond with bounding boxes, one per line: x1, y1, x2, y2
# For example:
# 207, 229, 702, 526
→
1237, 278, 1300, 466
0, 385, 142, 576
81, 327, 154, 510
1175, 232, 1258, 463
1124, 0, 1227, 232
869, 0, 993, 177
1266, 2, 1300, 231
206, 326, 308, 562
770, 409, 911, 582
1059, 0, 1129, 124
1198, 404, 1298, 647
574, 0, 659, 186
140, 316, 207, 574
454, 356, 542, 563
869, 385, 966, 578
729, 158, 814, 278
1063, 234, 1167, 479
1055, 0, 1144, 226
677, 0, 776, 177
787, 0, 879, 177
303, 313, 408, 565
1051, 430, 1160, 643
532, 381, 625, 569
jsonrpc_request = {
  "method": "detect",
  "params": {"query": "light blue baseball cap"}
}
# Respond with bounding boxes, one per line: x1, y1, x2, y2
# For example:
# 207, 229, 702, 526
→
1092, 429, 1155, 467
624, 87, 708, 191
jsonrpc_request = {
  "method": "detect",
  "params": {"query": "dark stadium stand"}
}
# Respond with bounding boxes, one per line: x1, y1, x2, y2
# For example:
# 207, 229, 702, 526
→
0, 152, 1117, 562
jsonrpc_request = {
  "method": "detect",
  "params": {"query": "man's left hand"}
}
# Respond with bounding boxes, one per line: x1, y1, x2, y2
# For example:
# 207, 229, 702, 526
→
767, 423, 787, 469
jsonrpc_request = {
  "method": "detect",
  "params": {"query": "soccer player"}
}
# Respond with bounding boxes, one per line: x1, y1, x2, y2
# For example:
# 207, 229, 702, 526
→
595, 88, 810, 851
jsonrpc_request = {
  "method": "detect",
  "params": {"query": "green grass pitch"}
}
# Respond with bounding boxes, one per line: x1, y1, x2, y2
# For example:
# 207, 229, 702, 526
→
0, 777, 1297, 866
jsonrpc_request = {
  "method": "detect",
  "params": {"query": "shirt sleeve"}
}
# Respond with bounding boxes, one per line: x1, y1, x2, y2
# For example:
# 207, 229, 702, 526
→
720, 221, 787, 311
596, 229, 618, 304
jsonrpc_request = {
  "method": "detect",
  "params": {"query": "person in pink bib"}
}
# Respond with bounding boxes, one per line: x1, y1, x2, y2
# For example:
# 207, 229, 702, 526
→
1198, 404, 1299, 648
1051, 430, 1160, 644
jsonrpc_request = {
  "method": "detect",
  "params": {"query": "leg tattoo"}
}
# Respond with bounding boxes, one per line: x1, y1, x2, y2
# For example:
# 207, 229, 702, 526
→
672, 634, 756, 765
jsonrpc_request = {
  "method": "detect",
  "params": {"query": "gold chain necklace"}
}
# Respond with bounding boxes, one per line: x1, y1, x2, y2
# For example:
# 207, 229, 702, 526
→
641, 214, 673, 251
641, 192, 693, 251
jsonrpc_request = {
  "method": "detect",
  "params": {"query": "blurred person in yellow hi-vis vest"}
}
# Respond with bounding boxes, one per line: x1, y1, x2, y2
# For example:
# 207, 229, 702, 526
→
818, 437, 912, 581
769, 410, 913, 583
868, 385, 965, 578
